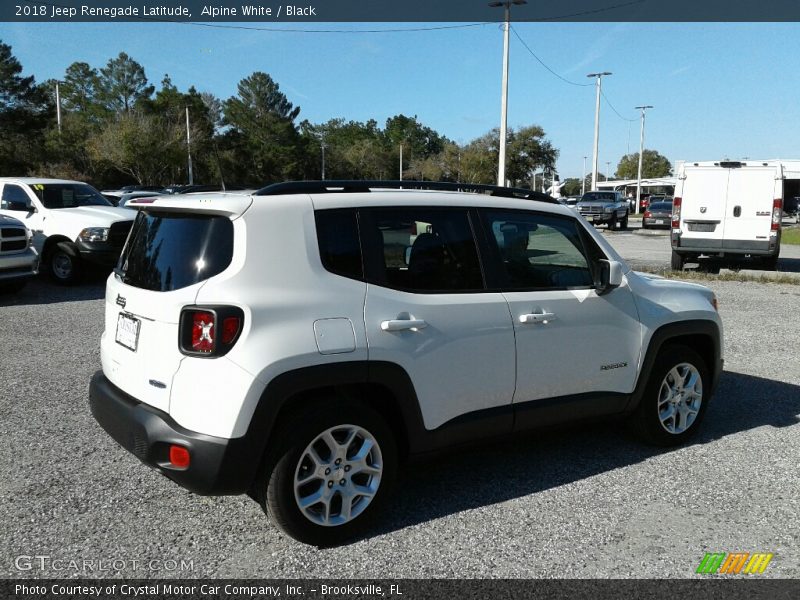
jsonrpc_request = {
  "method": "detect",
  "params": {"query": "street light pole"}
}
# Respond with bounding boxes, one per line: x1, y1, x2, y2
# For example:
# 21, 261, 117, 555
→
321, 142, 326, 180
606, 161, 611, 181
490, 0, 527, 187
399, 143, 403, 181
635, 105, 653, 211
185, 107, 194, 185
587, 72, 611, 191
582, 155, 587, 195
55, 81, 62, 134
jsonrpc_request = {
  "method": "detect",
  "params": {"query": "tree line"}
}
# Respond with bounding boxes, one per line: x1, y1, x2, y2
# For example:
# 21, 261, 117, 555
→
0, 40, 673, 191
0, 41, 562, 190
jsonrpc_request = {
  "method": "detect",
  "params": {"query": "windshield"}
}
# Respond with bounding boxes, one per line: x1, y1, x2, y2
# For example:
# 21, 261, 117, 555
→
580, 192, 616, 202
31, 183, 112, 209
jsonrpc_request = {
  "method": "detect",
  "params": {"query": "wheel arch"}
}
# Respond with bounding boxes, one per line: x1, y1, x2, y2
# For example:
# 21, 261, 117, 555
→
628, 320, 722, 412
241, 361, 426, 491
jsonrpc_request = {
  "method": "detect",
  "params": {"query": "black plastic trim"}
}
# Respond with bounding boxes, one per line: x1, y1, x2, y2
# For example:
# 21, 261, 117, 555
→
89, 371, 254, 495
255, 180, 559, 204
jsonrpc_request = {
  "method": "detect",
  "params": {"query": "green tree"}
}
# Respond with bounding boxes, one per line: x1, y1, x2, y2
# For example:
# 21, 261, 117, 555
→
616, 149, 672, 179
98, 52, 154, 113
0, 41, 51, 174
87, 111, 194, 185
506, 124, 559, 187
222, 72, 302, 184
561, 178, 582, 196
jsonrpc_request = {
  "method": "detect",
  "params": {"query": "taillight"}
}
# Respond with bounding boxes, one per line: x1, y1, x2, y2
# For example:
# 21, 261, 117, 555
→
772, 199, 782, 231
190, 311, 215, 353
672, 197, 682, 229
179, 306, 244, 357
644, 211, 651, 218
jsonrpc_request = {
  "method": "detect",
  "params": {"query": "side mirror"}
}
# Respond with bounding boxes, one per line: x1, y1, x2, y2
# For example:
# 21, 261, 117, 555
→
595, 259, 623, 294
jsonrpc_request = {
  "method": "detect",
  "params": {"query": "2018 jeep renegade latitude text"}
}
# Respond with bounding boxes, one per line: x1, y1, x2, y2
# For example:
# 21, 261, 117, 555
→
89, 181, 723, 546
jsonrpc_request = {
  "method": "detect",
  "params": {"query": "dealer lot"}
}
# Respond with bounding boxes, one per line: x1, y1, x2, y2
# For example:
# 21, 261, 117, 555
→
1, 231, 799, 578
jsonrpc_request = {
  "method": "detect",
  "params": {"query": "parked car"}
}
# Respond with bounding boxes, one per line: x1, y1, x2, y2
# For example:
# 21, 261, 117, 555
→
577, 191, 630, 229
117, 191, 165, 208
671, 160, 784, 270
90, 180, 722, 546
642, 200, 673, 229
0, 178, 135, 284
0, 214, 38, 292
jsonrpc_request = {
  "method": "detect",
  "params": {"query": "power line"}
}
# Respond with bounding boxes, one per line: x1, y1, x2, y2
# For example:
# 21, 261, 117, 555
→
510, 26, 592, 87
529, 0, 648, 21
600, 88, 637, 122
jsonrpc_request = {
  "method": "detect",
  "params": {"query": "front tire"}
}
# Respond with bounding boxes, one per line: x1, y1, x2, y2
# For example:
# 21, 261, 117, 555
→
629, 344, 710, 446
620, 211, 629, 230
258, 402, 397, 546
47, 242, 83, 285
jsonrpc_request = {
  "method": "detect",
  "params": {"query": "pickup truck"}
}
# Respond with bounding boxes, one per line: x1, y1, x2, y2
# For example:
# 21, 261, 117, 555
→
577, 191, 630, 230
0, 214, 38, 292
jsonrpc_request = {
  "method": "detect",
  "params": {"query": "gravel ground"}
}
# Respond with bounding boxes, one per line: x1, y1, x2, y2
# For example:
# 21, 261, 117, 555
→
1, 262, 799, 579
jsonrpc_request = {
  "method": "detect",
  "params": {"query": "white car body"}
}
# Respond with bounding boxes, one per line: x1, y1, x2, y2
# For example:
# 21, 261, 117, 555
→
0, 178, 136, 282
672, 159, 800, 267
89, 183, 723, 544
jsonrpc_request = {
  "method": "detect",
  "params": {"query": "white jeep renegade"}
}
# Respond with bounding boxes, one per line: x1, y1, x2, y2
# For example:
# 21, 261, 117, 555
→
89, 181, 723, 546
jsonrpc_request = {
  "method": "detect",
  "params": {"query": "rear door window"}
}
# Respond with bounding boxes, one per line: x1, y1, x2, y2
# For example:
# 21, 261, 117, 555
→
117, 211, 233, 292
359, 207, 484, 293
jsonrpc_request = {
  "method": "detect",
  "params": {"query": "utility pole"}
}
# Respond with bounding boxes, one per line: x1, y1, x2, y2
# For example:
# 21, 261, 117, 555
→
55, 81, 62, 134
635, 105, 653, 212
587, 72, 612, 191
490, 0, 527, 187
606, 161, 611, 181
321, 141, 326, 180
185, 107, 194, 185
399, 144, 403, 181
582, 155, 587, 195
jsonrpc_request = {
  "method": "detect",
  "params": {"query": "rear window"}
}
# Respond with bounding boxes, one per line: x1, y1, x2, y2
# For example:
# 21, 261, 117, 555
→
649, 202, 672, 210
117, 211, 233, 292
581, 192, 616, 202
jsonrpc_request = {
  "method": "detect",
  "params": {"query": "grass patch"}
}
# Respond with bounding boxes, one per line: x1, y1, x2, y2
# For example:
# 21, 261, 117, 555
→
636, 266, 800, 285
782, 226, 800, 245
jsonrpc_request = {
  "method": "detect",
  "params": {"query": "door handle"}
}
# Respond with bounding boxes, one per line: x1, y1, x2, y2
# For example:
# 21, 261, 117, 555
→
381, 319, 428, 332
519, 312, 557, 325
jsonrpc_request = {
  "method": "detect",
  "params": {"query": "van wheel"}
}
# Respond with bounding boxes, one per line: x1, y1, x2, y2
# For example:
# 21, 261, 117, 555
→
759, 256, 779, 271
670, 250, 685, 271
629, 344, 710, 446
257, 402, 397, 546
47, 242, 83, 285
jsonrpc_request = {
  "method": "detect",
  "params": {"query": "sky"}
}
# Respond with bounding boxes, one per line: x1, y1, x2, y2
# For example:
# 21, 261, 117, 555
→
2, 20, 800, 180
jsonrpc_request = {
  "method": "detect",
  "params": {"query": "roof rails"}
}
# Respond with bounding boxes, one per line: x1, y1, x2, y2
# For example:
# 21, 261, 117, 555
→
254, 180, 560, 204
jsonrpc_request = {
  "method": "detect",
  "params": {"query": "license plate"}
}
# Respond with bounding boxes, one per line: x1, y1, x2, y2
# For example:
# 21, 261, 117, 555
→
655, 219, 665, 225
115, 313, 141, 351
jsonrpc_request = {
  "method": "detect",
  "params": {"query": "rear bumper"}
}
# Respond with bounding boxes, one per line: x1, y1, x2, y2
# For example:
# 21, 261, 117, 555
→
673, 237, 777, 256
89, 371, 256, 495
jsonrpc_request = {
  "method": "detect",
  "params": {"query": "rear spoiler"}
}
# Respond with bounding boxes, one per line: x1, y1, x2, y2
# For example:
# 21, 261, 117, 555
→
126, 193, 253, 218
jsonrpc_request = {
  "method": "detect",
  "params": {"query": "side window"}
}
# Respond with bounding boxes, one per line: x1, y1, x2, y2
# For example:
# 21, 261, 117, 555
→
480, 209, 594, 291
360, 208, 483, 293
315, 209, 363, 281
1, 184, 31, 209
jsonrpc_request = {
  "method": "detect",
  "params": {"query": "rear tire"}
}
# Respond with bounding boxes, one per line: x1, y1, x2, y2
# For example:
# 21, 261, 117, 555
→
256, 401, 397, 546
670, 250, 685, 271
758, 256, 779, 271
629, 344, 710, 447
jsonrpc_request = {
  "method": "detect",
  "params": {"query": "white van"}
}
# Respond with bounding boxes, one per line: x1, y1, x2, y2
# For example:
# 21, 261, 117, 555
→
0, 178, 135, 284
670, 160, 797, 271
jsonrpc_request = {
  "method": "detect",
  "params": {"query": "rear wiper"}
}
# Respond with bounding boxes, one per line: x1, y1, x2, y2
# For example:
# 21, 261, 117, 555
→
113, 266, 127, 282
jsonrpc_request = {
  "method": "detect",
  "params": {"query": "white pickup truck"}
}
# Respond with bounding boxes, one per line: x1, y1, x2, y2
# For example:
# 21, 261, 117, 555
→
0, 178, 135, 284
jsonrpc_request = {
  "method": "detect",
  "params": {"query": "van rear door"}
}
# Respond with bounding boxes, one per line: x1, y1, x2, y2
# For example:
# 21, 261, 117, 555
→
679, 165, 729, 248
723, 164, 780, 247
